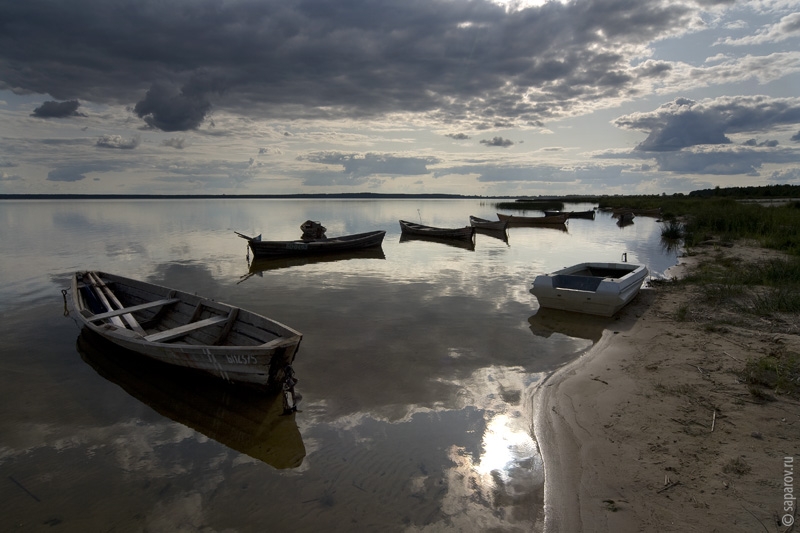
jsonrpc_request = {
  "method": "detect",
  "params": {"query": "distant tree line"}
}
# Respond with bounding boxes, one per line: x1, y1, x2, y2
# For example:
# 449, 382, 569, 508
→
689, 184, 800, 198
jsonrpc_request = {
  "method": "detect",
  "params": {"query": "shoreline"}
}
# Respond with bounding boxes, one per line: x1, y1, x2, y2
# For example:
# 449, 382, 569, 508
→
534, 243, 800, 532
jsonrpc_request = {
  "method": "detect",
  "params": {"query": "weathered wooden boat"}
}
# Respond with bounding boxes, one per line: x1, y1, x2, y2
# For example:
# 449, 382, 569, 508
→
399, 220, 475, 240
544, 210, 595, 220
237, 229, 386, 258
632, 207, 663, 217
71, 271, 302, 387
497, 212, 569, 226
530, 262, 648, 317
616, 211, 635, 226
77, 330, 306, 468
469, 216, 509, 231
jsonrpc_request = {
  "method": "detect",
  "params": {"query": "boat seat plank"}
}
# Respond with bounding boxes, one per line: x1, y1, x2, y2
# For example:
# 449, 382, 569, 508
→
144, 315, 228, 343
88, 298, 181, 322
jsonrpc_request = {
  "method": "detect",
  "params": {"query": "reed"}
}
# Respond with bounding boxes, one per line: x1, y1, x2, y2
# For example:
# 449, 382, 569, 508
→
659, 219, 684, 240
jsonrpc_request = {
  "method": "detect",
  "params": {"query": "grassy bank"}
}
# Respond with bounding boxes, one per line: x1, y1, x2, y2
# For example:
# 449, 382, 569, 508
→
601, 196, 800, 256
640, 196, 800, 399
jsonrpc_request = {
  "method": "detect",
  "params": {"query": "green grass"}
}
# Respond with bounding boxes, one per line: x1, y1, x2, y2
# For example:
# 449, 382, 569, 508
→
598, 196, 800, 255
679, 254, 800, 314
741, 350, 800, 398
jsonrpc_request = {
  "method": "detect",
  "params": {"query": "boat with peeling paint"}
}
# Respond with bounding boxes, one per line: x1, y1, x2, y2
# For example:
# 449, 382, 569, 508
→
70, 271, 302, 388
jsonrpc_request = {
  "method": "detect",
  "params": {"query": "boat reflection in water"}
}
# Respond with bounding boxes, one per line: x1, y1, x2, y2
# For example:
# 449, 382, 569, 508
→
528, 308, 611, 344
474, 226, 509, 244
399, 233, 476, 251
241, 247, 386, 281
77, 330, 306, 469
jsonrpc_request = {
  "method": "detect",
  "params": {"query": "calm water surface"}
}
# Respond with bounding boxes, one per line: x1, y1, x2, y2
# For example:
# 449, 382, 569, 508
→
0, 199, 676, 532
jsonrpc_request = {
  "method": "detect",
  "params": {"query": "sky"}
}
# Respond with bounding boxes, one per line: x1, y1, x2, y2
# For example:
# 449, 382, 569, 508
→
2, 0, 800, 197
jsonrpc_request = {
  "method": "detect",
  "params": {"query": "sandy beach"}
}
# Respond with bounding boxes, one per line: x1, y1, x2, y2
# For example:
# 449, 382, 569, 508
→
535, 242, 800, 532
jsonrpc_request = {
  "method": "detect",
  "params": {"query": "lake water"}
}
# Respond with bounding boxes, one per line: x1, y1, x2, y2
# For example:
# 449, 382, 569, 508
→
0, 198, 676, 532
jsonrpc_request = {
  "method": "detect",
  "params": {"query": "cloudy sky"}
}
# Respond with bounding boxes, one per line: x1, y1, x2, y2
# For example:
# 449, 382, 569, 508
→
2, 0, 800, 196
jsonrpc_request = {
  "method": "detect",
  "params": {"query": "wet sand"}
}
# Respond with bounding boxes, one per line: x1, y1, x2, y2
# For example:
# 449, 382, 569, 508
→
535, 243, 800, 532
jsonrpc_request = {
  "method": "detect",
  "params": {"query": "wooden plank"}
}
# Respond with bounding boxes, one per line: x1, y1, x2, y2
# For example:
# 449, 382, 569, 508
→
88, 298, 180, 322
212, 308, 239, 346
144, 315, 228, 343
84, 275, 126, 328
87, 272, 146, 335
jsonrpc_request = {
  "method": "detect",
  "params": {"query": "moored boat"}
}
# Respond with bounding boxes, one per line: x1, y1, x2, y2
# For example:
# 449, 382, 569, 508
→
497, 212, 569, 226
399, 220, 475, 240
469, 215, 509, 231
544, 210, 595, 220
237, 229, 386, 258
632, 207, 663, 217
616, 211, 635, 226
530, 262, 648, 317
70, 271, 302, 388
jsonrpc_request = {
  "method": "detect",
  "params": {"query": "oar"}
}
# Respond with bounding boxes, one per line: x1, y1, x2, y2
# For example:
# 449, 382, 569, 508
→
87, 272, 146, 335
85, 273, 126, 328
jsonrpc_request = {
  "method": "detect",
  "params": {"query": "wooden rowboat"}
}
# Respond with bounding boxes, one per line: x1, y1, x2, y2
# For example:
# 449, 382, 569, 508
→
469, 216, 509, 231
616, 211, 635, 226
530, 262, 648, 317
71, 271, 302, 388
237, 230, 386, 258
497, 212, 569, 226
544, 210, 595, 220
399, 220, 475, 240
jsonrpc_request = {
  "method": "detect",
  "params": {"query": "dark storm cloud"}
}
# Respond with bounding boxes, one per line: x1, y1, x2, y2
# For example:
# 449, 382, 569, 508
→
769, 168, 800, 183
134, 82, 213, 131
743, 138, 778, 147
47, 168, 87, 182
0, 0, 697, 131
603, 142, 800, 176
480, 136, 514, 147
615, 96, 800, 151
301, 152, 440, 178
655, 151, 761, 175
31, 100, 85, 118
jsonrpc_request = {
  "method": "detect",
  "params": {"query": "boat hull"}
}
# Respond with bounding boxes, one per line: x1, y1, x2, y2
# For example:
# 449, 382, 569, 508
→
497, 213, 569, 226
530, 262, 648, 316
399, 220, 475, 240
245, 230, 386, 258
469, 216, 508, 231
71, 271, 303, 387
544, 210, 595, 220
